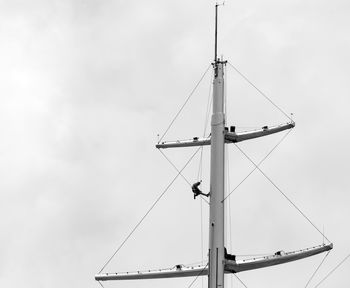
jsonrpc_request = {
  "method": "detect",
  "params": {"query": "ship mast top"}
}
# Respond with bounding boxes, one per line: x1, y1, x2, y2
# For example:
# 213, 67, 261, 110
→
214, 3, 218, 62
214, 3, 225, 62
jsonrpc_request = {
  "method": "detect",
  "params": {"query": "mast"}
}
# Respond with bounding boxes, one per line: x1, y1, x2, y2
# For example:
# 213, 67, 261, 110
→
208, 4, 226, 288
94, 3, 331, 286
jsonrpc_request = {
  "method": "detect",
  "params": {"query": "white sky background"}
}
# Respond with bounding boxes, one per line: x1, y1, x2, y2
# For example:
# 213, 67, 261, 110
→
0, 0, 349, 287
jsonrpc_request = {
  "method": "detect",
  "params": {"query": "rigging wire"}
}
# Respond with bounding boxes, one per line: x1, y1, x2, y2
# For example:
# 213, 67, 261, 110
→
98, 147, 202, 274
223, 64, 234, 288
197, 69, 213, 288
186, 263, 208, 288
97, 281, 105, 288
304, 251, 331, 288
200, 197, 204, 288
204, 88, 213, 136
234, 274, 249, 288
222, 129, 293, 202
232, 143, 331, 243
158, 64, 212, 143
226, 144, 234, 288
313, 253, 350, 288
199, 197, 205, 288
159, 149, 209, 205
197, 149, 204, 183
227, 61, 293, 122
197, 68, 213, 182
159, 150, 192, 187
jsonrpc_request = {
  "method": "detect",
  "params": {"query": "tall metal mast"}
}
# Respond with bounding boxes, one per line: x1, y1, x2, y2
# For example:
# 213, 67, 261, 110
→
208, 4, 226, 288
95, 4, 332, 286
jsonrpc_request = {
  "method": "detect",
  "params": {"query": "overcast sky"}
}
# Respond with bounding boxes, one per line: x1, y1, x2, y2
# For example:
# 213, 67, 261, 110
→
1, 0, 349, 287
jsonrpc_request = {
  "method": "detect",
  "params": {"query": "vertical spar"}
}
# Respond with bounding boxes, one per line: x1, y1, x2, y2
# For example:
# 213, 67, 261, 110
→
209, 60, 226, 288
209, 5, 226, 288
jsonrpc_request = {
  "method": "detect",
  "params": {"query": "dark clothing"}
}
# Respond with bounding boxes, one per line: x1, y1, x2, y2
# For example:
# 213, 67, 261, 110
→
192, 181, 202, 193
191, 181, 209, 199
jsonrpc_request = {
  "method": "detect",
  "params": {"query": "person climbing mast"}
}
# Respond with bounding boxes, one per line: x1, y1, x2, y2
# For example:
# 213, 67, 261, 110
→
192, 180, 210, 199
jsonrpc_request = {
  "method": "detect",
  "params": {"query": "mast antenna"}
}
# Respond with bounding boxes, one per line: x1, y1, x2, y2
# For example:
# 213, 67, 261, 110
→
214, 2, 224, 62
214, 3, 218, 62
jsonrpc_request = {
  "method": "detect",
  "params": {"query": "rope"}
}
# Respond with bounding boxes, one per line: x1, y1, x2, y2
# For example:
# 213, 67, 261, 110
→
226, 146, 232, 249
234, 274, 249, 288
197, 69, 213, 182
233, 143, 331, 243
305, 251, 331, 288
159, 149, 209, 205
313, 253, 350, 288
198, 72, 211, 280
224, 63, 234, 288
186, 263, 208, 288
226, 146, 234, 288
158, 67, 213, 284
97, 281, 105, 288
222, 129, 293, 202
200, 197, 205, 287
197, 149, 204, 182
158, 64, 212, 143
98, 147, 202, 273
200, 198, 204, 264
198, 77, 211, 263
199, 74, 211, 267
204, 69, 214, 137
227, 61, 292, 122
